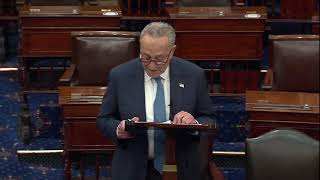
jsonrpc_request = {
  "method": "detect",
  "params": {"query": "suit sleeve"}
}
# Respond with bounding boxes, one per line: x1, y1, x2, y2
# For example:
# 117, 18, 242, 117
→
96, 69, 122, 145
195, 69, 216, 126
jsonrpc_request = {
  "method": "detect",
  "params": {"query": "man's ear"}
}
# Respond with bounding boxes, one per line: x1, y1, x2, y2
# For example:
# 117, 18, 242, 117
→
171, 45, 177, 54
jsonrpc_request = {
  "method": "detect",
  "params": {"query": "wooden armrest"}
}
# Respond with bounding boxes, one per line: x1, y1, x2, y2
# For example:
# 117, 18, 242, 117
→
59, 64, 76, 85
262, 68, 273, 90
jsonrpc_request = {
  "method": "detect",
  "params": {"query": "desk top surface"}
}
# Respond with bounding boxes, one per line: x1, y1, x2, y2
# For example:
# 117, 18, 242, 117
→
20, 5, 122, 17
246, 90, 320, 114
58, 86, 106, 105
166, 6, 267, 19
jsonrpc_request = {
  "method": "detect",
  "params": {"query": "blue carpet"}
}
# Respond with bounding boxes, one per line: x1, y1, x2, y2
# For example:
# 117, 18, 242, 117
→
0, 74, 65, 179
0, 72, 246, 179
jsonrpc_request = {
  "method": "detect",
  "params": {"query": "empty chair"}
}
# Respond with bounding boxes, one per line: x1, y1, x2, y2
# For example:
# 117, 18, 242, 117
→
263, 35, 319, 92
60, 31, 140, 86
246, 129, 319, 180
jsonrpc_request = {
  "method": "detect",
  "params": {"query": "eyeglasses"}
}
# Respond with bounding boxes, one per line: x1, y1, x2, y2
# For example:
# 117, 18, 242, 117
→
140, 50, 172, 66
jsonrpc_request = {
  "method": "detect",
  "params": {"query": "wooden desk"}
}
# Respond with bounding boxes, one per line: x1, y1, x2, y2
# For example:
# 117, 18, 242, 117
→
166, 6, 267, 60
19, 5, 122, 97
246, 90, 320, 139
166, 6, 267, 93
58, 86, 114, 179
312, 15, 319, 35
19, 5, 122, 57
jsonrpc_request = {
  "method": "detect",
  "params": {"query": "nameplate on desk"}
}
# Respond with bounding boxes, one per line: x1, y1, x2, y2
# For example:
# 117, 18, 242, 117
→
249, 103, 314, 111
29, 6, 80, 15
244, 13, 261, 18
101, 9, 119, 16
70, 93, 103, 102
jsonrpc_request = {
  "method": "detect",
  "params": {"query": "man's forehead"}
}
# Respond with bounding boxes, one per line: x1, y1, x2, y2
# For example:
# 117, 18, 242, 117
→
140, 35, 169, 45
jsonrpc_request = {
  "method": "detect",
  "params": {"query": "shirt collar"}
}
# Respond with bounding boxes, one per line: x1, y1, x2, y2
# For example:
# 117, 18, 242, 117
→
144, 66, 170, 82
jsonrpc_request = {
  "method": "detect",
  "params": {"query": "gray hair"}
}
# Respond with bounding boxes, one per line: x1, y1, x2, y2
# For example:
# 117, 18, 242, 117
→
140, 22, 176, 47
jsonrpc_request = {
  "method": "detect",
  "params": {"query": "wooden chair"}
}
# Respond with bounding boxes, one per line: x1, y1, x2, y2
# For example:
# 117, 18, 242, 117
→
263, 35, 319, 92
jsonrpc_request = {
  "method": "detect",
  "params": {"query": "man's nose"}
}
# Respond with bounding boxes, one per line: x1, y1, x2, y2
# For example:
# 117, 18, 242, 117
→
147, 61, 158, 70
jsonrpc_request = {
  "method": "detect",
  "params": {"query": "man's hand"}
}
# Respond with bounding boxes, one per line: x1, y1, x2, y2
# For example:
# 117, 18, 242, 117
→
173, 111, 197, 124
116, 117, 139, 139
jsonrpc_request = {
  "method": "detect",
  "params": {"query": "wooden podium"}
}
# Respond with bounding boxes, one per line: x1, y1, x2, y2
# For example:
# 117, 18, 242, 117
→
125, 121, 216, 180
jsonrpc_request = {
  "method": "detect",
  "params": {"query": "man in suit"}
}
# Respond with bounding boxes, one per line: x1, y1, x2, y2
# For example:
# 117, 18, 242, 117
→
97, 22, 215, 180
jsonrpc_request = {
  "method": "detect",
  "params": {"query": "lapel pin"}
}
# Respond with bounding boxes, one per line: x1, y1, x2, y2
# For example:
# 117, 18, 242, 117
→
179, 83, 185, 88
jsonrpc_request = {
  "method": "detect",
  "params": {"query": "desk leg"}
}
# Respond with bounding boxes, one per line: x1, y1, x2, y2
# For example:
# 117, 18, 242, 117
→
95, 155, 100, 180
65, 152, 71, 180
80, 153, 85, 180
163, 131, 177, 180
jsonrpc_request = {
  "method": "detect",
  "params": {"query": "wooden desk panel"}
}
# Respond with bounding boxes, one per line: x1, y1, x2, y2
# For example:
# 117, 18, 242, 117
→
166, 6, 267, 60
20, 16, 121, 28
65, 120, 113, 150
246, 90, 320, 139
58, 86, 114, 151
21, 30, 73, 57
19, 5, 122, 57
175, 32, 262, 60
312, 15, 319, 35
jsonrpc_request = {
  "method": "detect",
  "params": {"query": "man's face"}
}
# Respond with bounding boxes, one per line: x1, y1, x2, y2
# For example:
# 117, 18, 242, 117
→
140, 35, 175, 78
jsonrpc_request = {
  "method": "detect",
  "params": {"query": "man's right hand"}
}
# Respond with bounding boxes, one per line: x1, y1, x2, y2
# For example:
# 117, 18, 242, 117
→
116, 117, 139, 139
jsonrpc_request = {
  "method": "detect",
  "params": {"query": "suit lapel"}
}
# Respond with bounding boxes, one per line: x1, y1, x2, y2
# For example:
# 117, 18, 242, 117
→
169, 59, 186, 120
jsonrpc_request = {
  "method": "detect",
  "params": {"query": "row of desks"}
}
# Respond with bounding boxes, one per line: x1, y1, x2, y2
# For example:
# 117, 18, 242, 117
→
19, 5, 267, 93
59, 86, 319, 179
19, 5, 267, 59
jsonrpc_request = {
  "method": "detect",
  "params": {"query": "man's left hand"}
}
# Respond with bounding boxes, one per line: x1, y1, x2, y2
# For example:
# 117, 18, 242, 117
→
173, 111, 197, 124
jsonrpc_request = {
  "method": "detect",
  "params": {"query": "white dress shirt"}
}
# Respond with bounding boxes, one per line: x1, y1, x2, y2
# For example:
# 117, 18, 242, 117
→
144, 67, 170, 159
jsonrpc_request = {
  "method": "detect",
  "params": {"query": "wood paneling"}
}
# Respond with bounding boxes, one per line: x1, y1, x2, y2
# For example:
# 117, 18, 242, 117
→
246, 90, 320, 139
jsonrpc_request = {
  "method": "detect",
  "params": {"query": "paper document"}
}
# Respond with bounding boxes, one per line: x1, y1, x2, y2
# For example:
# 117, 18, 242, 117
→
161, 121, 202, 125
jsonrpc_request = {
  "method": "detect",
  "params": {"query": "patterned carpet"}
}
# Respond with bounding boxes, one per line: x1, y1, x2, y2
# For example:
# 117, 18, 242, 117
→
0, 73, 65, 180
0, 72, 247, 180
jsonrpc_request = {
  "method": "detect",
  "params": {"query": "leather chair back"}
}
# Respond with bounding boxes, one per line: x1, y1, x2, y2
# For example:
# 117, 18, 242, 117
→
72, 31, 140, 86
270, 35, 319, 92
246, 129, 319, 180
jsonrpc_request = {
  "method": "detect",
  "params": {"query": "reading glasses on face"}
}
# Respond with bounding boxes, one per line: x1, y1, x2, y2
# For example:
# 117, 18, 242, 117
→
140, 50, 172, 65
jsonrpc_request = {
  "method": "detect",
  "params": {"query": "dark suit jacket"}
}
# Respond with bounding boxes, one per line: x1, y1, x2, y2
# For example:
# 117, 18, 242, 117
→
97, 57, 215, 180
